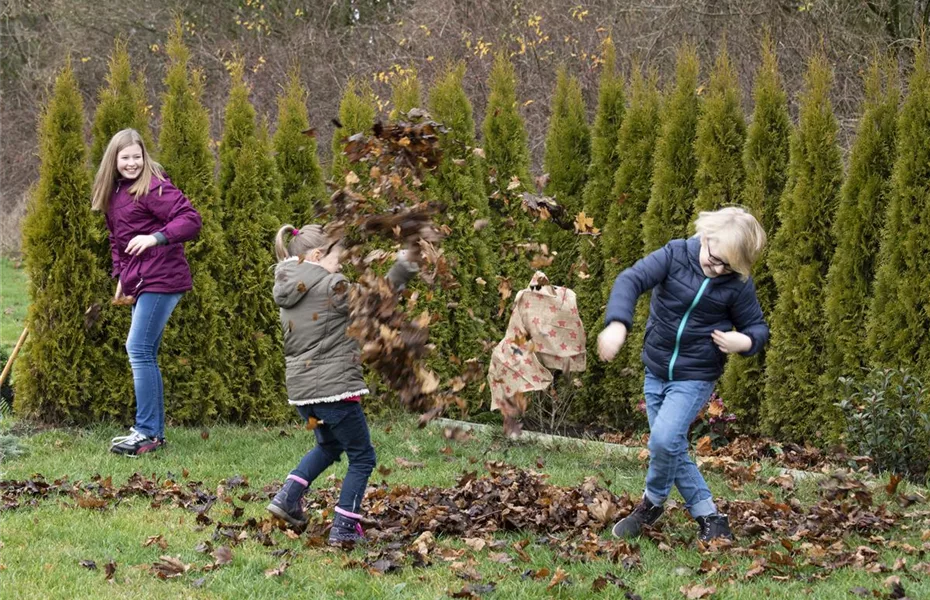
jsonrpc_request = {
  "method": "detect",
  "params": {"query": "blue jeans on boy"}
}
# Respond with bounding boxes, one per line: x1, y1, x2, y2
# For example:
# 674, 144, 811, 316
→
127, 292, 182, 439
293, 402, 376, 514
643, 368, 717, 518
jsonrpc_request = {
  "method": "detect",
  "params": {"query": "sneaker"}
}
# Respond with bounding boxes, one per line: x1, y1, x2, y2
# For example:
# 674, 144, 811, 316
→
611, 495, 665, 538
695, 513, 733, 542
328, 509, 366, 546
110, 428, 161, 456
266, 478, 308, 528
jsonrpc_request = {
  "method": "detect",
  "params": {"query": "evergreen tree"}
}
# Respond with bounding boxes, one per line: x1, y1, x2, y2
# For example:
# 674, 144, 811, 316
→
90, 38, 152, 166
866, 44, 930, 384
481, 51, 535, 295
575, 38, 625, 418
14, 61, 107, 422
596, 64, 661, 424
642, 43, 701, 252
424, 63, 498, 405
762, 54, 843, 441
719, 34, 791, 429
389, 67, 422, 119
330, 79, 377, 184
218, 61, 286, 421
154, 22, 234, 424
87, 38, 154, 423
692, 42, 746, 217
823, 57, 898, 398
274, 68, 325, 227
542, 66, 590, 286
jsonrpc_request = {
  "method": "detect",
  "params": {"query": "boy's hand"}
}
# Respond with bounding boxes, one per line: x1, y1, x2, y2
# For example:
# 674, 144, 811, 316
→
598, 322, 627, 362
712, 330, 752, 354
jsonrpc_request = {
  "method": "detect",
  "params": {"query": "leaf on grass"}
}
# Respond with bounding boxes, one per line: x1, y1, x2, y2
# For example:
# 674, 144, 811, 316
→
450, 583, 495, 598
886, 473, 903, 496
151, 555, 190, 579
680, 583, 716, 598
75, 493, 108, 509
200, 429, 210, 440
395, 457, 425, 469
104, 560, 116, 581
265, 561, 290, 578
547, 567, 569, 590
143, 535, 168, 550
696, 436, 713, 456
79, 559, 97, 570
212, 546, 233, 566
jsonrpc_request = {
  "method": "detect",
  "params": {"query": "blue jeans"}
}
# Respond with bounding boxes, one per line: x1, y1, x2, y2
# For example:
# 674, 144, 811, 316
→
292, 402, 376, 514
643, 369, 717, 518
126, 292, 182, 439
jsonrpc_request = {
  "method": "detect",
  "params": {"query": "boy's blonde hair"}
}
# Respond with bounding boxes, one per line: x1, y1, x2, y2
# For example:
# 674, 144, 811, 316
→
274, 223, 329, 261
694, 206, 766, 280
91, 129, 164, 213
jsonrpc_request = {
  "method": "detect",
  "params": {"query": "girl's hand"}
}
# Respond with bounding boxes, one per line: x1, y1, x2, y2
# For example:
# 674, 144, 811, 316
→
125, 234, 158, 256
712, 330, 752, 354
597, 321, 628, 362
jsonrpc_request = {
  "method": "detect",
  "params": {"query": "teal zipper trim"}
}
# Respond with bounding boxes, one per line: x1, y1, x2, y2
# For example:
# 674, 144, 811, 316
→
668, 277, 710, 381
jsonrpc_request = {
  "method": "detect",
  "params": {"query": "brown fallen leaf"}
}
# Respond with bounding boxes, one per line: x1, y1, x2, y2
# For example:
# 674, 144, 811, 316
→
212, 546, 233, 566
680, 583, 717, 598
547, 567, 569, 590
79, 559, 97, 570
143, 535, 168, 550
395, 457, 425, 469
104, 560, 116, 581
306, 417, 321, 431
886, 473, 903, 496
150, 555, 190, 579
265, 561, 290, 577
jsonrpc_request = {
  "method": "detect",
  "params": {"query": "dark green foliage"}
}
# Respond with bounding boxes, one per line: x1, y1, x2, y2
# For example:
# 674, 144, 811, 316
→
14, 62, 107, 423
719, 34, 791, 431
866, 44, 930, 384
836, 368, 930, 481
762, 54, 843, 441
822, 57, 898, 401
330, 79, 376, 184
423, 63, 498, 407
89, 38, 152, 167
221, 136, 287, 422
575, 39, 625, 421
155, 23, 234, 425
481, 51, 535, 294
597, 65, 661, 425
542, 66, 590, 287
642, 44, 701, 252
389, 67, 422, 119
274, 68, 326, 226
692, 43, 746, 217
218, 61, 286, 421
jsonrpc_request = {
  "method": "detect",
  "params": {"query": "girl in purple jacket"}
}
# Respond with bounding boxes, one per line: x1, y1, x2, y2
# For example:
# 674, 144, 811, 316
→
92, 129, 202, 456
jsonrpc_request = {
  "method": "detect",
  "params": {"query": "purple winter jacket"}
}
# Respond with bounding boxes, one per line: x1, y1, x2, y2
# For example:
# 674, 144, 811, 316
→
105, 174, 202, 297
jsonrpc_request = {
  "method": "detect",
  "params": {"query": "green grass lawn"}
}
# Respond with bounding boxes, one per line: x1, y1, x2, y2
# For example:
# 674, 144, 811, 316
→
1, 416, 928, 599
0, 256, 28, 356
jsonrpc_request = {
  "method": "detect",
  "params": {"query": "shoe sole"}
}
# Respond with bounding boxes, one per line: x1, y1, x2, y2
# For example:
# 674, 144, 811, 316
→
266, 503, 307, 528
109, 441, 162, 457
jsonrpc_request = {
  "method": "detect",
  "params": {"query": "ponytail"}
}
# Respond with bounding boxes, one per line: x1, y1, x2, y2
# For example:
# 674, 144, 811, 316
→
274, 223, 328, 261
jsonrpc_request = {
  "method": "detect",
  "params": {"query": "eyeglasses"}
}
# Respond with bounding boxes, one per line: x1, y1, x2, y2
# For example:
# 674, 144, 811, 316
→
706, 240, 732, 273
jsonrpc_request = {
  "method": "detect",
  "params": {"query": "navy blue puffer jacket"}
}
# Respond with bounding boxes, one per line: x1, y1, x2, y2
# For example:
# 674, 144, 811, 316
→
604, 237, 769, 382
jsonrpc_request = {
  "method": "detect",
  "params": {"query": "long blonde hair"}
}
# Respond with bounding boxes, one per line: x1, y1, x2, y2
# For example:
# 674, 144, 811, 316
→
91, 129, 164, 212
694, 206, 766, 280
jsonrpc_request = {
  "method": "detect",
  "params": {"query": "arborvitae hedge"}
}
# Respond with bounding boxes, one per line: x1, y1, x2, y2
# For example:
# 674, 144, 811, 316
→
642, 43, 700, 251
274, 68, 325, 227
424, 63, 498, 406
597, 64, 661, 424
330, 79, 376, 184
90, 38, 152, 166
762, 54, 843, 441
542, 66, 590, 287
866, 44, 930, 384
481, 51, 535, 293
218, 63, 286, 421
389, 67, 422, 119
719, 34, 791, 429
692, 43, 746, 217
823, 57, 898, 396
155, 23, 233, 424
576, 38, 625, 419
14, 62, 106, 422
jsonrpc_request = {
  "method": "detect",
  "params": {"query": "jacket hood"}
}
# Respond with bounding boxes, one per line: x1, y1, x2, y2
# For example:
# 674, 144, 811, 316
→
273, 258, 335, 308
